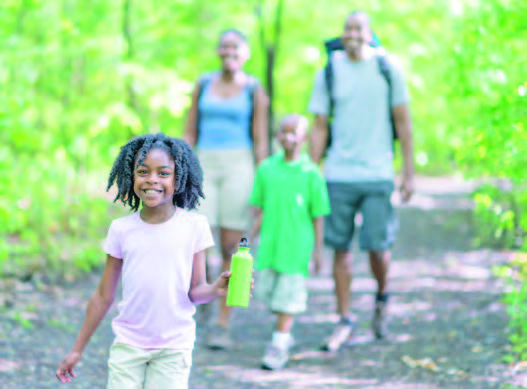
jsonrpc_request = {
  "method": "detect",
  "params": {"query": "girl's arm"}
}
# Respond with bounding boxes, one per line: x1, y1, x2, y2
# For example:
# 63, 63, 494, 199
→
56, 255, 122, 383
183, 80, 201, 147
188, 249, 230, 305
252, 85, 269, 166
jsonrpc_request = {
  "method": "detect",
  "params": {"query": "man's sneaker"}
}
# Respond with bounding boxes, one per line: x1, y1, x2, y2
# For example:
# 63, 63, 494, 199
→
321, 318, 355, 352
261, 344, 290, 370
206, 325, 233, 350
373, 301, 388, 339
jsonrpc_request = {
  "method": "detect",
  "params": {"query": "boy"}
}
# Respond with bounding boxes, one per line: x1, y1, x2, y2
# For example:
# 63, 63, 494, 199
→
249, 114, 331, 370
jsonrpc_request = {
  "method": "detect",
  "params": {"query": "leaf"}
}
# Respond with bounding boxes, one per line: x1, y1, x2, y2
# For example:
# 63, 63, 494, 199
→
0, 359, 18, 373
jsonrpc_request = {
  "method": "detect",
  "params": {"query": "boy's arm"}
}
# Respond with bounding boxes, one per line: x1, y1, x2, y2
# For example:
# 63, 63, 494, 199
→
57, 254, 122, 383
312, 216, 324, 274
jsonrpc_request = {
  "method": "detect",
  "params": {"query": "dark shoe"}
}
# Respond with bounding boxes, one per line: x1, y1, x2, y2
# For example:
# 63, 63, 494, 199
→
206, 325, 233, 350
321, 317, 355, 352
373, 301, 387, 339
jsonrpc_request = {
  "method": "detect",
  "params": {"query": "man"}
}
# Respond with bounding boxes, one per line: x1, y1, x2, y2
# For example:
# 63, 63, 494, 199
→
308, 11, 414, 351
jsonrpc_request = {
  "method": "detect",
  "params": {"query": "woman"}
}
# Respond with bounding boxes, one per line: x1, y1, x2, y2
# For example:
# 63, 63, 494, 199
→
183, 29, 269, 350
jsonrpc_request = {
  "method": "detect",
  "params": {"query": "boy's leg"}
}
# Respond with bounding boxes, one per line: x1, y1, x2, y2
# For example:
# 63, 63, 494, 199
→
261, 274, 306, 370
107, 343, 148, 389
144, 349, 192, 389
359, 181, 397, 339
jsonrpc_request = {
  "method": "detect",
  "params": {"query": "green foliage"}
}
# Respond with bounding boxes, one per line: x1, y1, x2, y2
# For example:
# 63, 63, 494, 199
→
495, 253, 527, 361
447, 0, 527, 249
1, 0, 526, 278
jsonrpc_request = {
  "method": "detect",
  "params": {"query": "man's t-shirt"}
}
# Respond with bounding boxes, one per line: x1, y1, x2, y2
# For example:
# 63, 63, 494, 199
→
308, 50, 410, 183
250, 152, 331, 276
104, 208, 214, 350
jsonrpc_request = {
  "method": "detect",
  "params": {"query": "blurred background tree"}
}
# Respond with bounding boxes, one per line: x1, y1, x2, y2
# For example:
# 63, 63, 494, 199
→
0, 0, 525, 279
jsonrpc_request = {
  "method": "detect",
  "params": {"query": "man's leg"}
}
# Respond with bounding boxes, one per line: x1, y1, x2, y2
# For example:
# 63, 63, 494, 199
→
360, 181, 397, 339
368, 250, 389, 296
322, 182, 359, 351
369, 250, 390, 339
334, 249, 353, 319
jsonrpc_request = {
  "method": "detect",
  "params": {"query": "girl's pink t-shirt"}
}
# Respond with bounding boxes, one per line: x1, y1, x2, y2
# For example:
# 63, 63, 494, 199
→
103, 208, 214, 350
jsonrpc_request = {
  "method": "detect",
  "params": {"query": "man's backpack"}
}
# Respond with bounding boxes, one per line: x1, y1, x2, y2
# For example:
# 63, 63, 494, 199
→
195, 73, 258, 144
323, 34, 397, 153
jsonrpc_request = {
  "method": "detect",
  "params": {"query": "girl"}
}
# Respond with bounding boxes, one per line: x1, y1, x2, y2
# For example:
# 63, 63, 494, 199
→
183, 29, 268, 350
56, 133, 234, 388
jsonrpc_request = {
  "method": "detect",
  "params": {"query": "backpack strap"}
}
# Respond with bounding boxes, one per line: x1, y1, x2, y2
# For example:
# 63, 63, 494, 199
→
195, 73, 214, 143
375, 53, 398, 144
246, 76, 258, 142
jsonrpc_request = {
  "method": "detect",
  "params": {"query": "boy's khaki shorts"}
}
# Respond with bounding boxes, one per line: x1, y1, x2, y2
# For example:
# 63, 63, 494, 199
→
255, 269, 307, 314
107, 342, 192, 389
197, 149, 254, 232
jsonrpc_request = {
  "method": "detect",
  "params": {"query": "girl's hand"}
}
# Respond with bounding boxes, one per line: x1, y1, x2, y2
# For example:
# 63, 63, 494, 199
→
212, 271, 231, 296
212, 271, 255, 297
56, 351, 82, 383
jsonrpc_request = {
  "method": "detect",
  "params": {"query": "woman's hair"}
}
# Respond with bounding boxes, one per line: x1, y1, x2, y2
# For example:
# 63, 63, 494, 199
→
219, 28, 248, 43
107, 133, 204, 211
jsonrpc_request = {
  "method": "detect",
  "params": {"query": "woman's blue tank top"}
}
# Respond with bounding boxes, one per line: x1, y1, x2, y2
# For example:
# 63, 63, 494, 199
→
196, 80, 253, 150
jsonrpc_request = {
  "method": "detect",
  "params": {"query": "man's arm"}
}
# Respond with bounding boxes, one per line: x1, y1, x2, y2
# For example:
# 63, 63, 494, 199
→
309, 114, 329, 165
392, 104, 414, 202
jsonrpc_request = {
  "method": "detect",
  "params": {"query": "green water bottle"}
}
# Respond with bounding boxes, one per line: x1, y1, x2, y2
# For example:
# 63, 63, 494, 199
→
226, 238, 253, 308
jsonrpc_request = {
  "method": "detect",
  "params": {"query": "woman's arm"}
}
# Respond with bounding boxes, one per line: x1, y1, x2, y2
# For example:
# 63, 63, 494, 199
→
56, 255, 122, 383
183, 80, 201, 147
188, 249, 230, 305
249, 207, 263, 242
252, 84, 269, 166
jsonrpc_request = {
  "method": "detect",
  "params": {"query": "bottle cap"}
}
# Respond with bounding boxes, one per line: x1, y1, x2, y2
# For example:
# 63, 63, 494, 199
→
238, 237, 249, 248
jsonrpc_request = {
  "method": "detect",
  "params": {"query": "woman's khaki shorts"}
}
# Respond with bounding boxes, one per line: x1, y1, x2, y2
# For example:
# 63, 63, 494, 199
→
107, 342, 192, 389
197, 149, 254, 231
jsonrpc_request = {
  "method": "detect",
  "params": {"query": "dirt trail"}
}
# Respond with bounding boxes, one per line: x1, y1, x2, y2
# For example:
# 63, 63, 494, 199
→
0, 176, 516, 388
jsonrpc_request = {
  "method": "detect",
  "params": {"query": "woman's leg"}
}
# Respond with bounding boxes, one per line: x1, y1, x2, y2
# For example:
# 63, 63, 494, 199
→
216, 228, 244, 327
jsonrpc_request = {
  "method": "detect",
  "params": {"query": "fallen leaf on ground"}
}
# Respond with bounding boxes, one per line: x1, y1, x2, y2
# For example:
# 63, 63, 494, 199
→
401, 355, 441, 372
0, 359, 18, 373
511, 361, 527, 373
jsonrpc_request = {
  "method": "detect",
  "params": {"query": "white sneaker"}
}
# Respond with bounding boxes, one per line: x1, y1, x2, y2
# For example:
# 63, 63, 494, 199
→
261, 343, 290, 370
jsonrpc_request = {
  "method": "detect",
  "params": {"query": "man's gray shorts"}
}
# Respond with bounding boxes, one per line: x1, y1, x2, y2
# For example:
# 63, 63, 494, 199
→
325, 181, 397, 251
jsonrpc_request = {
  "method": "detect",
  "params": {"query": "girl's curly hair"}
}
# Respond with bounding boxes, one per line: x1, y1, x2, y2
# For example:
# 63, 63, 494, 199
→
107, 133, 204, 211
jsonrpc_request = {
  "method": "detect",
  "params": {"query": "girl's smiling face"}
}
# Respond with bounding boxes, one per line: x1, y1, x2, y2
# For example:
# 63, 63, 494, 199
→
133, 148, 176, 210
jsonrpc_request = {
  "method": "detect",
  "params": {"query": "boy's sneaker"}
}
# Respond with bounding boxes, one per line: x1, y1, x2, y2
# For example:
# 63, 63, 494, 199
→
320, 317, 355, 352
206, 325, 233, 350
373, 301, 388, 339
261, 343, 290, 370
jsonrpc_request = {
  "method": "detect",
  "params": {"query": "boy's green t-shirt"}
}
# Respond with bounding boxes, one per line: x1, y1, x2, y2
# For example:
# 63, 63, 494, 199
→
249, 152, 331, 276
